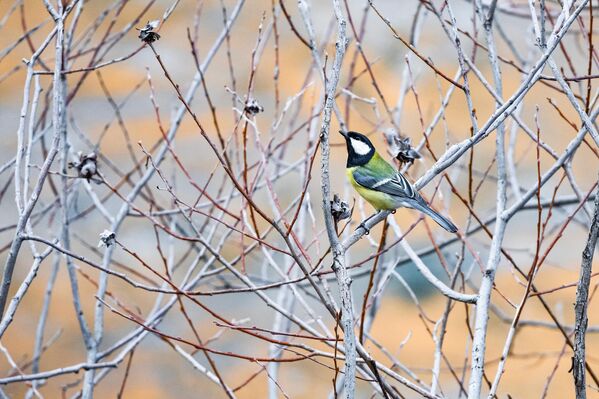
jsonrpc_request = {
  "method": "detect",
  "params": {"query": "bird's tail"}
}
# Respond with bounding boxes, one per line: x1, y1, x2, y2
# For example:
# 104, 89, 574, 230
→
410, 200, 458, 233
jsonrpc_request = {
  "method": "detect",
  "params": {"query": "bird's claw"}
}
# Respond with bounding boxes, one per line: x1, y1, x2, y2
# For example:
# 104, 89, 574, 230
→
357, 221, 370, 235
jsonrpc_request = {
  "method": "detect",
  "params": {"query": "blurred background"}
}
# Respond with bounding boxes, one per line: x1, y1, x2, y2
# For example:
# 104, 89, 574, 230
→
0, 0, 598, 397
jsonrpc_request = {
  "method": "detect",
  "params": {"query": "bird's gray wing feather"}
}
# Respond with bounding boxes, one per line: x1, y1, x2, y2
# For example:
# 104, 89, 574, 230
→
352, 168, 457, 232
352, 168, 418, 201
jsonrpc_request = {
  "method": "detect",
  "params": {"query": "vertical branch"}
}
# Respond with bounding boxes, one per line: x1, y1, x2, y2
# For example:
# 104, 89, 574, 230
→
27, 254, 60, 398
468, 1, 508, 396
573, 179, 599, 399
59, 0, 94, 355
318, 1, 354, 397
0, 26, 59, 319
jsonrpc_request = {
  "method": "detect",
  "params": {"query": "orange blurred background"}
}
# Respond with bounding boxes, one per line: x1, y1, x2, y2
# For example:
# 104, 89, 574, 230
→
0, 0, 598, 398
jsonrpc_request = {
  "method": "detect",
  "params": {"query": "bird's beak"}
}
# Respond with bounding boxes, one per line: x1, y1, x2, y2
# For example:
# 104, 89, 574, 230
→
339, 130, 348, 139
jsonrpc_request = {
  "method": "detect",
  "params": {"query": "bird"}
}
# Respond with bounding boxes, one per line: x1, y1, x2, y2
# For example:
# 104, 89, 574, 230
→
339, 130, 458, 233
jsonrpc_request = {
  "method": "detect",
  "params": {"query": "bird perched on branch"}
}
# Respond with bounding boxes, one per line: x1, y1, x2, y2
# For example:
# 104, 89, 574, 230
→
339, 130, 458, 233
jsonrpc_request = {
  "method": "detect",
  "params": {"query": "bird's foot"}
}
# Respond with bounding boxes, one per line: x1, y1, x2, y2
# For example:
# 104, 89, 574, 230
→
357, 221, 370, 235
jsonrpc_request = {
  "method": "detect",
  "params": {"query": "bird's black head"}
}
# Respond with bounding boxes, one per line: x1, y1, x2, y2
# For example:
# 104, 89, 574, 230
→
339, 130, 375, 167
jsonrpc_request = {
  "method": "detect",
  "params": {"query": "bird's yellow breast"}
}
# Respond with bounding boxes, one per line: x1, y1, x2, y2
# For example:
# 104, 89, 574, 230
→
346, 167, 396, 211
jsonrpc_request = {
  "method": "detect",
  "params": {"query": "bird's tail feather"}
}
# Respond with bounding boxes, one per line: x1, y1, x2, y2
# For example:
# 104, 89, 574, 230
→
410, 200, 458, 233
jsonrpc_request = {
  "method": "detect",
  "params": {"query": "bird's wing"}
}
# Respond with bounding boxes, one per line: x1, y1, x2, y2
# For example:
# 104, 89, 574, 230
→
351, 167, 419, 202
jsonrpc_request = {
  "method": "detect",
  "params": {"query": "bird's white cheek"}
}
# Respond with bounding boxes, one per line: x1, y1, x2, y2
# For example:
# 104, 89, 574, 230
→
350, 138, 371, 155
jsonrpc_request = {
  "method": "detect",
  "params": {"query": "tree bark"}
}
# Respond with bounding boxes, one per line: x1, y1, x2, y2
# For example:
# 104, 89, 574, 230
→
573, 177, 599, 399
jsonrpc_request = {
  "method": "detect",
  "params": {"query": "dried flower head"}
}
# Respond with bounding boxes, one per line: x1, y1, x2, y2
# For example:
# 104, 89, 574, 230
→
330, 194, 351, 222
244, 98, 264, 116
138, 20, 161, 44
384, 129, 421, 165
69, 151, 98, 182
98, 230, 116, 248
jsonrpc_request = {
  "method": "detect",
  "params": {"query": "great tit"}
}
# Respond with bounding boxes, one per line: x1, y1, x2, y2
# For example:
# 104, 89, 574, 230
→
340, 130, 458, 233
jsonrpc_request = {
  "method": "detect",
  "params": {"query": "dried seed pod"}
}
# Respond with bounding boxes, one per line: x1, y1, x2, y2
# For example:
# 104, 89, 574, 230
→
384, 129, 421, 165
330, 194, 351, 222
244, 98, 264, 116
138, 20, 161, 43
69, 152, 98, 182
98, 230, 116, 248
